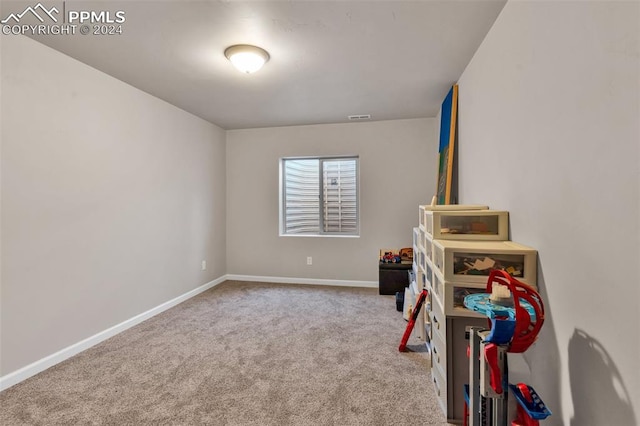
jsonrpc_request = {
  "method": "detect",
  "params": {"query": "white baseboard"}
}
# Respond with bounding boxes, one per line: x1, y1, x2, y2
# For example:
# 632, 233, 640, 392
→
226, 274, 378, 288
0, 275, 227, 392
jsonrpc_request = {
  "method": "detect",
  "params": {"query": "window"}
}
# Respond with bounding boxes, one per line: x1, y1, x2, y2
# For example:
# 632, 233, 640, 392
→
280, 156, 359, 236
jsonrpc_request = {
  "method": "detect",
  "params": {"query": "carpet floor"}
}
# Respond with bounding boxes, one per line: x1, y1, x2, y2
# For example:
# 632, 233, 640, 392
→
0, 281, 453, 425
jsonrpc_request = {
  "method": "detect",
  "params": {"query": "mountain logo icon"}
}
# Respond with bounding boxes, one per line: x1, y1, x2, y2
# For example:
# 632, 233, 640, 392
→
1, 3, 59, 24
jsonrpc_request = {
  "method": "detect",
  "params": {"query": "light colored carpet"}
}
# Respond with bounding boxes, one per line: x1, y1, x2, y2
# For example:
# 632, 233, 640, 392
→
0, 281, 453, 425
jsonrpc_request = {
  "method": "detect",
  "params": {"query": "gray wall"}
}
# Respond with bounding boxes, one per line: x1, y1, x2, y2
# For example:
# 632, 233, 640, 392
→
456, 1, 639, 424
226, 119, 437, 282
1, 36, 227, 375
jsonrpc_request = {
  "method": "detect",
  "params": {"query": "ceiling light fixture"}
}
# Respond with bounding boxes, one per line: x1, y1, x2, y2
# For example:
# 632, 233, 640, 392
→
224, 44, 270, 74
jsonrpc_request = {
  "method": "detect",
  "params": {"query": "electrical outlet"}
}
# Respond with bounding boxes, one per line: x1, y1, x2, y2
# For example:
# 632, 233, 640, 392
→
306, 256, 312, 265
201, 260, 206, 271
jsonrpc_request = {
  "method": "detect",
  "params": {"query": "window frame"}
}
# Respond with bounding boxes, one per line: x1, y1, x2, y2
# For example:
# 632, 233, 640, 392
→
279, 155, 360, 237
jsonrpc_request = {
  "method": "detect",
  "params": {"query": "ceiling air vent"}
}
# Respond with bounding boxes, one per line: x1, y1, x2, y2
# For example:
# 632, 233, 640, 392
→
348, 114, 371, 121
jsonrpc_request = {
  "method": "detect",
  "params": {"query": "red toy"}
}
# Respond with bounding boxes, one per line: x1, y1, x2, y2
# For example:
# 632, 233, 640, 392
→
398, 288, 429, 352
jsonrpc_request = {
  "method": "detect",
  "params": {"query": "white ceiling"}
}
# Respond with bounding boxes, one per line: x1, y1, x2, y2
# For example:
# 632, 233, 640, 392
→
9, 0, 506, 129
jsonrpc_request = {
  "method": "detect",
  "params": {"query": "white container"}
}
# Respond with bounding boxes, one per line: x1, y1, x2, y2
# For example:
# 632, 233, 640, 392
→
417, 264, 426, 290
425, 232, 433, 262
430, 266, 489, 318
425, 210, 509, 241
419, 204, 488, 231
418, 246, 427, 272
431, 320, 448, 373
440, 278, 488, 318
429, 288, 446, 339
431, 360, 448, 416
419, 227, 427, 251
431, 263, 445, 307
424, 257, 434, 291
432, 240, 537, 286
446, 283, 487, 318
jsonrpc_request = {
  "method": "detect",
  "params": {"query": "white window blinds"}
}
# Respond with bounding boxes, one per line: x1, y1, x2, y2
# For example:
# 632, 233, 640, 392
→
282, 157, 358, 235
322, 159, 357, 233
283, 159, 320, 234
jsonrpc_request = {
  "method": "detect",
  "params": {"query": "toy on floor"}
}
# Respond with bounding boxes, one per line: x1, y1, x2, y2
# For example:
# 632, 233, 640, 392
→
398, 288, 428, 352
509, 383, 552, 426
463, 270, 550, 425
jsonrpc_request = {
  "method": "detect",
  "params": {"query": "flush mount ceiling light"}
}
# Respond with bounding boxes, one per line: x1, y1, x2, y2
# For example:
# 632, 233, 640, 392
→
224, 44, 270, 74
